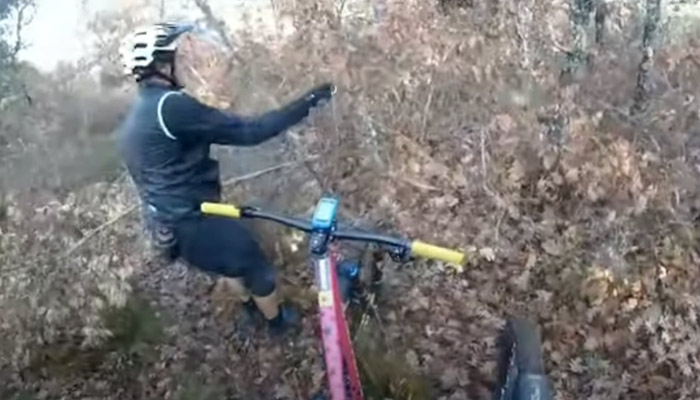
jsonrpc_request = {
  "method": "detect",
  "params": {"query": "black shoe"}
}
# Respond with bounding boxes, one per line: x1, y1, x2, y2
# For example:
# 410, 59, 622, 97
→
267, 303, 301, 337
232, 299, 264, 340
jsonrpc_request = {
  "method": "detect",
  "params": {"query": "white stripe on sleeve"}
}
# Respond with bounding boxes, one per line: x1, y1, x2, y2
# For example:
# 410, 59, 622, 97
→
157, 91, 181, 140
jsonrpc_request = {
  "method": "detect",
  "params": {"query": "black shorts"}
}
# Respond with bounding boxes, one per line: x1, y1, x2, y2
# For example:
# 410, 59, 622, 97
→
174, 214, 277, 296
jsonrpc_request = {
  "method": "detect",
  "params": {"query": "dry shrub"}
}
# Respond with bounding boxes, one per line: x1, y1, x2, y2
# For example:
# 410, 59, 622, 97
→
2, 0, 700, 398
202, 0, 700, 398
175, 31, 234, 109
0, 18, 142, 390
0, 182, 141, 386
0, 64, 130, 191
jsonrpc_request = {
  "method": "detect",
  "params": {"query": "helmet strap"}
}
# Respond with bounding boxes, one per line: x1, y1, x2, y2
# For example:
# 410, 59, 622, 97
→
154, 68, 181, 89
170, 59, 183, 89
137, 60, 182, 89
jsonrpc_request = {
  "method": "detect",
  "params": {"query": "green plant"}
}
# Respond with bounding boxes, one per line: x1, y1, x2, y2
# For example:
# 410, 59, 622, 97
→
5, 391, 37, 400
358, 350, 433, 400
27, 294, 163, 378
100, 294, 164, 357
354, 318, 433, 400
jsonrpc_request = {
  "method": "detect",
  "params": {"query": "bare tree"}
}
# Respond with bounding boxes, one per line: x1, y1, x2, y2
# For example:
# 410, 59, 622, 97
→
192, 0, 234, 52
0, 0, 36, 104
11, 0, 34, 60
631, 0, 662, 114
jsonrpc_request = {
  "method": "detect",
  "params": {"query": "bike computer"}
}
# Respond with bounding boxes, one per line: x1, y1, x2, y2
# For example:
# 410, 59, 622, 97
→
312, 197, 339, 230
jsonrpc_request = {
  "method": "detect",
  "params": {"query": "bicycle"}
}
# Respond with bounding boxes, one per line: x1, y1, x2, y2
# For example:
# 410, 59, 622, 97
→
493, 317, 553, 400
201, 196, 466, 400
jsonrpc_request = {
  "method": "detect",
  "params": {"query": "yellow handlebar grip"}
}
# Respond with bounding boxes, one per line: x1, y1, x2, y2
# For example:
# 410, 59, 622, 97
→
411, 241, 466, 265
201, 202, 241, 218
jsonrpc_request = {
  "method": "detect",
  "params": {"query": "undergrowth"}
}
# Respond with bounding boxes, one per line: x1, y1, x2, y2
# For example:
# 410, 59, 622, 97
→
26, 294, 163, 379
2, 0, 700, 399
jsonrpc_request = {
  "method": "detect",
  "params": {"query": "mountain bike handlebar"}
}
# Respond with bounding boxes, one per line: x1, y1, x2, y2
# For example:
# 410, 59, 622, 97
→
200, 202, 466, 265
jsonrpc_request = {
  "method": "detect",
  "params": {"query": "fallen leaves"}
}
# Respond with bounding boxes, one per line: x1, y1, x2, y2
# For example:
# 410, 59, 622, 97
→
4, 1, 700, 399
0, 183, 139, 384
542, 239, 563, 256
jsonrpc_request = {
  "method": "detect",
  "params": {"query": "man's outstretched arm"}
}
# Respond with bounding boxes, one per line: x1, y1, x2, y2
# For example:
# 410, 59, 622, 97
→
160, 84, 334, 146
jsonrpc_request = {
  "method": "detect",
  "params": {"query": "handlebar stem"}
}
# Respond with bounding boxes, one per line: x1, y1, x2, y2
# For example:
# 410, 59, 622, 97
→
309, 231, 332, 256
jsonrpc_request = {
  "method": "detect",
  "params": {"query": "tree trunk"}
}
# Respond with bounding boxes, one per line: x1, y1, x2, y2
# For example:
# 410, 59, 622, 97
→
594, 0, 607, 44
561, 0, 599, 84
631, 0, 661, 114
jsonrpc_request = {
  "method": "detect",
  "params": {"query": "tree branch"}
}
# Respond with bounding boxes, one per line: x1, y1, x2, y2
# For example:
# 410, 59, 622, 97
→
62, 204, 138, 258
192, 0, 234, 52
631, 0, 661, 114
221, 157, 317, 186
61, 159, 317, 257
11, 0, 34, 61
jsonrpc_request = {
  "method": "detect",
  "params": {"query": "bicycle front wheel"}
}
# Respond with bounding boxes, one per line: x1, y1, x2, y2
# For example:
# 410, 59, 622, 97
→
493, 317, 551, 400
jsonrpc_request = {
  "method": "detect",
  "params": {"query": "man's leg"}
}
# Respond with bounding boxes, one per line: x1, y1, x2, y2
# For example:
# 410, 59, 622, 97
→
231, 229, 300, 334
175, 215, 297, 334
213, 277, 262, 334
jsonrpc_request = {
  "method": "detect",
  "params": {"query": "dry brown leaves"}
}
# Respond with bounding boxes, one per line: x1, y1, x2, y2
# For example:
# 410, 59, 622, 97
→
4, 0, 700, 399
0, 183, 141, 385
176, 32, 234, 109
234, 1, 700, 398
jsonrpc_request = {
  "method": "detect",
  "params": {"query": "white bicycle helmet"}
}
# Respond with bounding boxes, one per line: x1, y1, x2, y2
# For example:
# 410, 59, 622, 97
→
120, 22, 193, 78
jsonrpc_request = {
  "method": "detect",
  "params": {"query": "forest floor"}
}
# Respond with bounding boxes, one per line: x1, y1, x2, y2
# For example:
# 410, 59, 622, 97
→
4, 2, 700, 399
7, 144, 508, 400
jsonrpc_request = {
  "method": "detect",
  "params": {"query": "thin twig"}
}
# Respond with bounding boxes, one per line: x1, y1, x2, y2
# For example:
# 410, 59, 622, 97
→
63, 160, 316, 257
337, 0, 349, 24
494, 208, 507, 245
12, 5, 24, 58
366, 296, 386, 337
111, 170, 129, 186
283, 126, 327, 191
63, 204, 139, 257
480, 128, 488, 180
12, 1, 33, 60
221, 157, 317, 186
187, 65, 208, 89
332, 95, 341, 170
385, 173, 442, 192
302, 158, 326, 192
480, 128, 499, 199
362, 112, 386, 169
193, 0, 237, 70
420, 85, 434, 143
290, 369, 303, 400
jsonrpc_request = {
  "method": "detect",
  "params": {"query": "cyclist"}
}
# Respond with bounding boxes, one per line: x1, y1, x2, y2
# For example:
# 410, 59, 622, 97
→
117, 22, 334, 336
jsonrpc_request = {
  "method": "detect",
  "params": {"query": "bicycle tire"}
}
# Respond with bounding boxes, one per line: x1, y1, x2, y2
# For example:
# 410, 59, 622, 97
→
494, 317, 546, 400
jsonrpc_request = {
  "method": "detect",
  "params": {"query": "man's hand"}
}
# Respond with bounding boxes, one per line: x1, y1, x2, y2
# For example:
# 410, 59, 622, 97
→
304, 83, 336, 107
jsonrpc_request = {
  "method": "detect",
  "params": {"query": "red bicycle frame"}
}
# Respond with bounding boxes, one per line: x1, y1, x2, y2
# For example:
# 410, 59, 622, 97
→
314, 249, 364, 400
